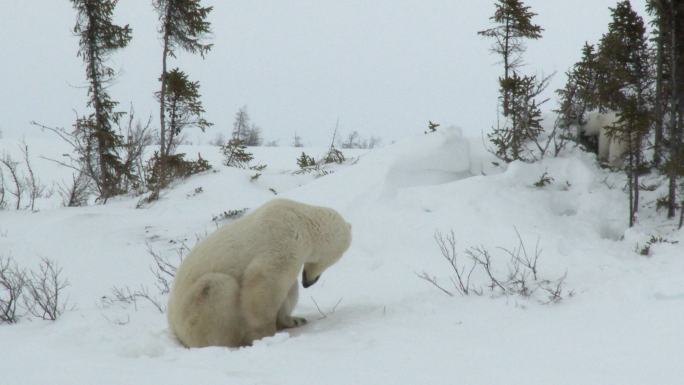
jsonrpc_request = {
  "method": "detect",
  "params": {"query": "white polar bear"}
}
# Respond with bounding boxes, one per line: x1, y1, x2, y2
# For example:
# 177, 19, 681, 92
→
584, 111, 626, 167
167, 198, 352, 348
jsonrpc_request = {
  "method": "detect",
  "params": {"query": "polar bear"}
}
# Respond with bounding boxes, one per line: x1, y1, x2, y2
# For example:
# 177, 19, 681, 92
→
583, 111, 626, 167
167, 198, 352, 348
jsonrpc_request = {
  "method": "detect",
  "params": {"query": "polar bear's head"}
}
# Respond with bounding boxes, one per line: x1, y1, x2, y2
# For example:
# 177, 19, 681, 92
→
302, 208, 351, 288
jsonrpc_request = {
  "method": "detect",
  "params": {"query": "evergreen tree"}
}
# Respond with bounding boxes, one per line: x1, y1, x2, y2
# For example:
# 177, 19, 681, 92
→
71, 0, 132, 201
598, 1, 653, 227
296, 152, 316, 169
231, 106, 250, 142
479, 0, 548, 162
157, 68, 212, 155
292, 132, 303, 148
153, 0, 212, 186
646, 0, 674, 166
221, 139, 254, 168
556, 43, 600, 149
229, 106, 262, 146
478, 0, 543, 115
243, 124, 263, 146
646, 0, 680, 218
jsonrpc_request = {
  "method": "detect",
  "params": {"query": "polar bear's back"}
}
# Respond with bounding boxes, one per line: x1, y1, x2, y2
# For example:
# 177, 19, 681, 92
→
173, 199, 314, 286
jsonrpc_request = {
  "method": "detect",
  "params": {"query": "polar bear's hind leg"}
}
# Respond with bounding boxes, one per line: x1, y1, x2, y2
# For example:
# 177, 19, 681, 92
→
170, 272, 242, 348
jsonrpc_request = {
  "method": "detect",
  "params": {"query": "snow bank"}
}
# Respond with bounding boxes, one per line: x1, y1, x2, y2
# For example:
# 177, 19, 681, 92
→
286, 126, 483, 210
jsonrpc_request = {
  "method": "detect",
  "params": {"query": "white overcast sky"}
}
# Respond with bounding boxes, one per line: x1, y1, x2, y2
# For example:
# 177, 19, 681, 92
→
1, 0, 647, 146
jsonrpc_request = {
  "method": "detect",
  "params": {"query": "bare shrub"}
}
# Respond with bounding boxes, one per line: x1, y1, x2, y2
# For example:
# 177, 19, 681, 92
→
0, 153, 23, 210
417, 230, 480, 296
20, 143, 46, 211
58, 171, 91, 207
339, 131, 382, 149
0, 167, 6, 209
118, 108, 154, 194
211, 208, 249, 224
0, 256, 27, 324
420, 229, 571, 304
24, 258, 70, 321
539, 273, 572, 304
0, 145, 47, 211
104, 285, 165, 313
103, 242, 190, 315
310, 297, 343, 320
464, 246, 506, 292
148, 243, 185, 295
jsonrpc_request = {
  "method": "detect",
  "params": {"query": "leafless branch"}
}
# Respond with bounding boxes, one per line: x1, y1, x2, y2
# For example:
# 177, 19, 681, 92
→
24, 258, 70, 321
148, 244, 181, 295
20, 143, 45, 211
0, 167, 6, 209
58, 171, 91, 207
465, 245, 507, 293
107, 285, 165, 314
0, 256, 27, 324
435, 230, 479, 295
0, 153, 23, 210
423, 229, 571, 304
416, 271, 455, 297
310, 297, 343, 320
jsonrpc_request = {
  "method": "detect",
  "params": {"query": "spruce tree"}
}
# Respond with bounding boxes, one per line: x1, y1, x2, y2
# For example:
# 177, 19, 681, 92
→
556, 43, 600, 149
598, 1, 653, 227
221, 139, 254, 168
646, 0, 673, 167
157, 68, 212, 155
153, 0, 212, 187
646, 0, 680, 218
228, 107, 263, 147
479, 0, 547, 162
296, 152, 316, 169
478, 0, 543, 115
71, 0, 132, 201
231, 106, 252, 144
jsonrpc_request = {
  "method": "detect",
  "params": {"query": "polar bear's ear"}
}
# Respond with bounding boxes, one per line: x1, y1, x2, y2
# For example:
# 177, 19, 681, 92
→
347, 222, 352, 231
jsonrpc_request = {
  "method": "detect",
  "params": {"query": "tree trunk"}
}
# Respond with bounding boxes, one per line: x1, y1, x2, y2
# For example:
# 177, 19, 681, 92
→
653, 11, 665, 167
503, 17, 511, 116
629, 133, 635, 227
86, 4, 109, 201
634, 148, 640, 227
158, 8, 172, 189
668, 0, 679, 219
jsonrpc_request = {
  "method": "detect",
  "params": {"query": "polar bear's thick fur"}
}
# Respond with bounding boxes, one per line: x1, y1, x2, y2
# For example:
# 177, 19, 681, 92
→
167, 198, 351, 348
584, 111, 626, 167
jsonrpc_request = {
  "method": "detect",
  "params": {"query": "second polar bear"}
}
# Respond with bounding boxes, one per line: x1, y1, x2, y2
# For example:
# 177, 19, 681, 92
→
167, 198, 352, 348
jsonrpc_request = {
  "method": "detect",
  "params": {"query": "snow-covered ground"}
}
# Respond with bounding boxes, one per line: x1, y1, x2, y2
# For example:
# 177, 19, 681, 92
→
1, 129, 683, 385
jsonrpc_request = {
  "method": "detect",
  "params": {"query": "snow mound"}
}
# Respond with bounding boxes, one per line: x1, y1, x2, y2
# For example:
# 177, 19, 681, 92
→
286, 126, 482, 209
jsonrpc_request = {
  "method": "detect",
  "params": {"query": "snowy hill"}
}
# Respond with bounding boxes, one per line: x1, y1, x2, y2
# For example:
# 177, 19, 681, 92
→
1, 130, 683, 385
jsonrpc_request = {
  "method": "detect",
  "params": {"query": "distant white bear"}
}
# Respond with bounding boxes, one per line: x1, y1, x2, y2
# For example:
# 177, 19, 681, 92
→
167, 198, 352, 348
584, 111, 626, 167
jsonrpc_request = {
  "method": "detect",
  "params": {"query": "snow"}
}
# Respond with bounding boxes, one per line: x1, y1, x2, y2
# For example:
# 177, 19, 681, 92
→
1, 129, 684, 385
